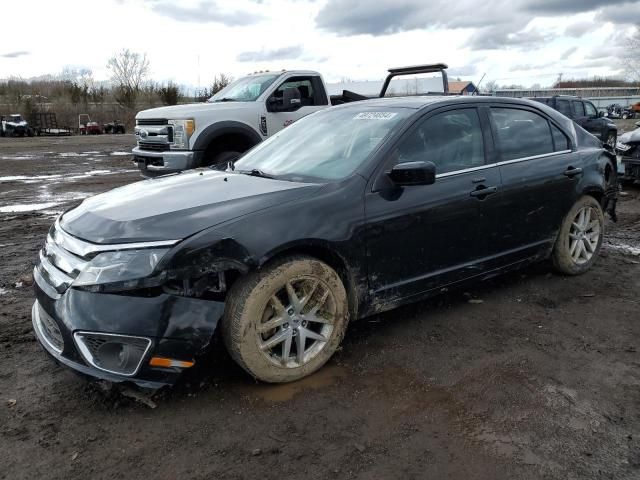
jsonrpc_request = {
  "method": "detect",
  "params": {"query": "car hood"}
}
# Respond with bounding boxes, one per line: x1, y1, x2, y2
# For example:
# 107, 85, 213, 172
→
136, 102, 256, 120
60, 170, 321, 244
619, 128, 640, 144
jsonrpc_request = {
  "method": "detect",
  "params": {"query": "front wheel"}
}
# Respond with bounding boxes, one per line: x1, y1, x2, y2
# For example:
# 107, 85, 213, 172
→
552, 196, 604, 275
222, 255, 349, 383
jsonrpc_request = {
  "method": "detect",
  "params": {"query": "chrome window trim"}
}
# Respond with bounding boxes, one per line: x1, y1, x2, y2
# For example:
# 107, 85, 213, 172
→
434, 150, 572, 179
73, 331, 153, 377
53, 219, 180, 257
44, 237, 87, 274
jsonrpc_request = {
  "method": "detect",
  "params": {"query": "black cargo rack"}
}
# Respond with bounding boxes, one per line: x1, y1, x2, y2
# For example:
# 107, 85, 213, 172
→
380, 63, 449, 97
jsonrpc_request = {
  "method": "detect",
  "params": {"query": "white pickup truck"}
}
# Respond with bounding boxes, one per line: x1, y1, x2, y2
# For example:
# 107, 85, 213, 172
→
132, 64, 449, 177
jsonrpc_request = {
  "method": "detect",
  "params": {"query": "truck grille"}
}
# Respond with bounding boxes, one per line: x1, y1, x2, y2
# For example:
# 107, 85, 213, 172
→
135, 120, 173, 151
138, 141, 170, 152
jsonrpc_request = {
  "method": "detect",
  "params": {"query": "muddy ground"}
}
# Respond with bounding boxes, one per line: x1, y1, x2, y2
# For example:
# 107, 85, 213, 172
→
0, 134, 639, 480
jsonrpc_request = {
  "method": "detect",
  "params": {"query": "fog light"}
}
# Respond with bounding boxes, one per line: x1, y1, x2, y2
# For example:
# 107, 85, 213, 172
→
74, 332, 152, 376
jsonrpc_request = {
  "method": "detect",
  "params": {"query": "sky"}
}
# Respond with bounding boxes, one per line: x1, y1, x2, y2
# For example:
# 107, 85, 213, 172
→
0, 0, 638, 89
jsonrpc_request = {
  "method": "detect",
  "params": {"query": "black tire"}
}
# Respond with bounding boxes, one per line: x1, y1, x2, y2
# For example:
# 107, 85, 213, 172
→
210, 150, 240, 170
552, 196, 604, 275
222, 255, 349, 383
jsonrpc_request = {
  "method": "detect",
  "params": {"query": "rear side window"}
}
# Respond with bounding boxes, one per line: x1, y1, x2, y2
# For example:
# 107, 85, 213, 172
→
571, 101, 585, 117
396, 108, 485, 174
551, 124, 570, 151
490, 108, 554, 161
556, 100, 571, 117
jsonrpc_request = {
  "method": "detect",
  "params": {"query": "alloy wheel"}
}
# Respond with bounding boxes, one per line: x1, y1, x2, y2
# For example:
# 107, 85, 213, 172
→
568, 206, 601, 265
256, 277, 336, 368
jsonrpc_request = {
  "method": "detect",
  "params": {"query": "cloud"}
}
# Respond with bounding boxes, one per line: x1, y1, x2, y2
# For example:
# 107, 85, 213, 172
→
560, 46, 578, 60
598, 1, 640, 25
469, 26, 554, 50
524, 0, 630, 14
237, 45, 304, 62
564, 21, 593, 37
152, 0, 263, 25
1, 50, 30, 58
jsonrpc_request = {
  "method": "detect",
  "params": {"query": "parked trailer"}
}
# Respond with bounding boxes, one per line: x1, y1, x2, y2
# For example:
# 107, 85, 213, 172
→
29, 113, 73, 136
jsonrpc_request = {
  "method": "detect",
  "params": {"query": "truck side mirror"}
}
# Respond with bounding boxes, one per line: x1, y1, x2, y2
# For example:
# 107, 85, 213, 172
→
268, 87, 301, 112
598, 111, 605, 118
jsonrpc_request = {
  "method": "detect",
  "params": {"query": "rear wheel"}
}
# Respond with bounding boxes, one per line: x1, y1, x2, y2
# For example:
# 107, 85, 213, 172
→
552, 196, 604, 275
222, 255, 349, 383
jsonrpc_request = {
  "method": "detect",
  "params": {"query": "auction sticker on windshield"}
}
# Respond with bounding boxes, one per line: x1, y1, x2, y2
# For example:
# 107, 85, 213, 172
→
354, 112, 398, 120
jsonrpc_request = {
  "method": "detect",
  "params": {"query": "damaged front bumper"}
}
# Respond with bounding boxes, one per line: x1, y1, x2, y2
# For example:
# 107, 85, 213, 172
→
33, 267, 225, 388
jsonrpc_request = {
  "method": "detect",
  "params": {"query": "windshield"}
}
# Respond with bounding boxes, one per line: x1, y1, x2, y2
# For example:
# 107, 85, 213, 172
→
209, 74, 280, 102
233, 106, 410, 182
9, 115, 22, 122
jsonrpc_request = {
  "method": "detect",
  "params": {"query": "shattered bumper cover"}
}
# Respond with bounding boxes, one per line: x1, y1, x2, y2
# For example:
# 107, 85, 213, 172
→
33, 268, 225, 388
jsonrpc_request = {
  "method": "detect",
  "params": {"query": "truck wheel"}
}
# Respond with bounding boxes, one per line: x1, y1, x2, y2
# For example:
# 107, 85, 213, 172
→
222, 255, 349, 383
552, 196, 604, 276
210, 150, 241, 170
27, 128, 34, 137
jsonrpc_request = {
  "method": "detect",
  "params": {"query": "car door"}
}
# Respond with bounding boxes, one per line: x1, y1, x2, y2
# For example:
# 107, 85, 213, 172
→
489, 106, 580, 260
364, 107, 503, 304
265, 76, 328, 136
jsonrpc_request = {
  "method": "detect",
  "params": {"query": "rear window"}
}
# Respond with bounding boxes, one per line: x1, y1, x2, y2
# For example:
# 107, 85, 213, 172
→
490, 108, 554, 161
551, 124, 570, 151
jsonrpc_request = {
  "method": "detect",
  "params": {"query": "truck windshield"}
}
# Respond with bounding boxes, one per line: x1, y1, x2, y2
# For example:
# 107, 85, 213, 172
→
208, 74, 280, 102
233, 106, 410, 182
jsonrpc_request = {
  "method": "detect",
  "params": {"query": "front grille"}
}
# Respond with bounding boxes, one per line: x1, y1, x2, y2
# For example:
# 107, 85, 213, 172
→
36, 303, 64, 353
138, 141, 170, 152
37, 223, 89, 293
137, 119, 168, 126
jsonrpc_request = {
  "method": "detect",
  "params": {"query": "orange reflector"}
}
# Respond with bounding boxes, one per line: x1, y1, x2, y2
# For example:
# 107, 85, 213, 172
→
149, 357, 195, 368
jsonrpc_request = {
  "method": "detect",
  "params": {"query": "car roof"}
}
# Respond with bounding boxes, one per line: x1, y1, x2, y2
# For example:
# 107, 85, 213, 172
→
342, 95, 554, 110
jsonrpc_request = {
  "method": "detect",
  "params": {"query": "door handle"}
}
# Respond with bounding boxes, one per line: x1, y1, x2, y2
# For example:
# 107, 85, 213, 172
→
563, 166, 583, 178
470, 185, 498, 198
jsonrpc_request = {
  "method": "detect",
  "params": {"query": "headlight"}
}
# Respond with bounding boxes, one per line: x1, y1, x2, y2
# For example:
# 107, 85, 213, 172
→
616, 142, 631, 152
169, 119, 195, 150
73, 248, 169, 287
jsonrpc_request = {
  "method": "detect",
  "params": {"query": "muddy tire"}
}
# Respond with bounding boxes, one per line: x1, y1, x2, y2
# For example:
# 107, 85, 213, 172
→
222, 255, 349, 383
552, 196, 604, 275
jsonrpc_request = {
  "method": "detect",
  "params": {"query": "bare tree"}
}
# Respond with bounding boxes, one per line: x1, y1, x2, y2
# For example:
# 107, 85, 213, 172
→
158, 81, 183, 105
107, 49, 150, 109
482, 79, 498, 94
194, 73, 233, 102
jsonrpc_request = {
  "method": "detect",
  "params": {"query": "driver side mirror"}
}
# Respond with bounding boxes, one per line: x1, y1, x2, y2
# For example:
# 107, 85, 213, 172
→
598, 110, 605, 118
388, 161, 436, 186
268, 87, 301, 112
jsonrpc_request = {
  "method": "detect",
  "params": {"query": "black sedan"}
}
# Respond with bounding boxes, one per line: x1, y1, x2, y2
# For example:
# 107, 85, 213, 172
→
32, 96, 618, 388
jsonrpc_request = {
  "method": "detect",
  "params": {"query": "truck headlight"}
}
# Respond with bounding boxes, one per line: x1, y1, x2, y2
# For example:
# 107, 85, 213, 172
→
169, 119, 195, 150
73, 248, 169, 287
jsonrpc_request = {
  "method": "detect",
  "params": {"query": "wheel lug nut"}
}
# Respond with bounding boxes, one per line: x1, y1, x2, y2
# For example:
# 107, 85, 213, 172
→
288, 309, 294, 315
302, 321, 307, 327
283, 323, 289, 328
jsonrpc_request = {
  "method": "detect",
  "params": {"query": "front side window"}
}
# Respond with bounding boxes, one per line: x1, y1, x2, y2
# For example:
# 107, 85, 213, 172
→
584, 102, 597, 117
396, 108, 485, 174
551, 124, 570, 151
208, 74, 280, 102
234, 107, 410, 181
490, 108, 554, 161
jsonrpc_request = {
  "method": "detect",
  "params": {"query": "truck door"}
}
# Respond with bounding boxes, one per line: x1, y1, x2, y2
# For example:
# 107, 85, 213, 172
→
264, 76, 328, 136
